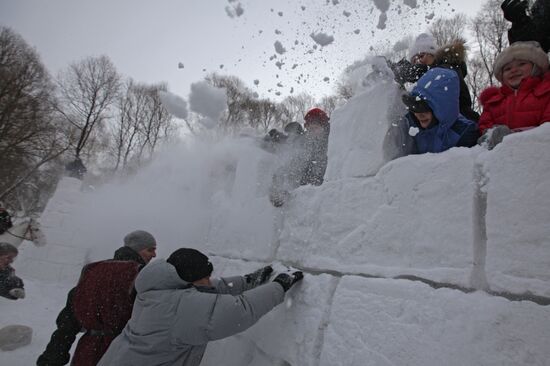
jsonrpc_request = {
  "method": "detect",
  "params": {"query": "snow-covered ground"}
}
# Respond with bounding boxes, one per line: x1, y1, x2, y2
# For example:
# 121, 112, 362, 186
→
2, 80, 550, 365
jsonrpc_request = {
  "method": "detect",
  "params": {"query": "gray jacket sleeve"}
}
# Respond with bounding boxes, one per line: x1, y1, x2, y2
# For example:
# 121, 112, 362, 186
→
205, 282, 285, 341
211, 276, 250, 295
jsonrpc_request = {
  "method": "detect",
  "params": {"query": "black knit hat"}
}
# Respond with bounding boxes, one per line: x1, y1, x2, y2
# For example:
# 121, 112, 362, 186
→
166, 248, 213, 282
402, 94, 432, 113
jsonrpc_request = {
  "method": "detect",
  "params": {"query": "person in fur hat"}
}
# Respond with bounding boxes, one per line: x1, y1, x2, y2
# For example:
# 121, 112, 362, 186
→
478, 41, 550, 149
388, 34, 480, 122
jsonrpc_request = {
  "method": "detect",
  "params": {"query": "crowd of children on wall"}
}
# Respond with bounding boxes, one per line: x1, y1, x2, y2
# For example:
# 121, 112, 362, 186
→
384, 0, 550, 158
0, 1, 548, 365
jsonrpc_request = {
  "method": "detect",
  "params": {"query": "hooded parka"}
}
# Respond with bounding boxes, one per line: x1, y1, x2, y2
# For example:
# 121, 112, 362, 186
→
405, 68, 479, 154
97, 260, 285, 366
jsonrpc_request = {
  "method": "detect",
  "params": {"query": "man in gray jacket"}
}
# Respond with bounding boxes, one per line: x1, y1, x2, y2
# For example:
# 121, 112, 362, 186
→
98, 248, 303, 366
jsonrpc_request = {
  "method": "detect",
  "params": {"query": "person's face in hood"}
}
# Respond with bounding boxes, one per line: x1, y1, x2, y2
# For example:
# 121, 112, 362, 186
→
413, 111, 434, 129
306, 122, 326, 136
502, 60, 534, 89
412, 52, 435, 66
0, 253, 16, 270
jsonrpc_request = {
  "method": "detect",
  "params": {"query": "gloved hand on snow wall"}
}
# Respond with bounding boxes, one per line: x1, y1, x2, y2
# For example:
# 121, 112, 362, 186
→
273, 271, 304, 292
478, 125, 512, 150
8, 288, 25, 299
501, 0, 530, 23
244, 266, 274, 287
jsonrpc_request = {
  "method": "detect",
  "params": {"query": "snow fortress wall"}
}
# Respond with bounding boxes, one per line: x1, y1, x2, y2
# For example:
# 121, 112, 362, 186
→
15, 89, 550, 365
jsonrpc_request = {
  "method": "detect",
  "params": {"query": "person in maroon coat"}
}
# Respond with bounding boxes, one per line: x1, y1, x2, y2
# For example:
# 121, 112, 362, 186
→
36, 230, 157, 366
478, 41, 550, 149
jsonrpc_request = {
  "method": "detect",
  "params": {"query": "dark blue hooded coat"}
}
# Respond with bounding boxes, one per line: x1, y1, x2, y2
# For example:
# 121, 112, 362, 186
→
405, 68, 478, 154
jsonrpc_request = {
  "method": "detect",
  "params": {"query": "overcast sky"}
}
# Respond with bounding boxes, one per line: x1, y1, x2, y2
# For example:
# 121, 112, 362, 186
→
0, 0, 484, 101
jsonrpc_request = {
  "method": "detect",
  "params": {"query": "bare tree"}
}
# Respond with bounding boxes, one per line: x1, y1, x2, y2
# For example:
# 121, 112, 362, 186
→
470, 0, 509, 86
280, 93, 316, 123
0, 27, 69, 214
205, 73, 252, 131
464, 56, 490, 113
319, 95, 340, 117
111, 80, 177, 171
55, 55, 121, 159
429, 14, 469, 46
245, 98, 282, 132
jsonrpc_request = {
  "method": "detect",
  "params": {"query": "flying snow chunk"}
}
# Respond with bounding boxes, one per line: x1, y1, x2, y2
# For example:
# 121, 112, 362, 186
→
393, 39, 409, 52
354, 29, 360, 34
426, 12, 435, 20
377, 12, 388, 30
225, 2, 244, 18
254, 79, 260, 85
409, 126, 420, 136
372, 0, 390, 12
189, 81, 226, 123
310, 32, 334, 46
159, 91, 188, 120
274, 41, 286, 55
403, 0, 418, 8
178, 62, 184, 69
343, 10, 351, 17
323, 77, 330, 82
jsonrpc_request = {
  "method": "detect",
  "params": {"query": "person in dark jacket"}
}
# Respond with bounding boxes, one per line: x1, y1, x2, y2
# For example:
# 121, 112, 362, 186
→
501, 0, 550, 53
98, 248, 303, 366
261, 128, 288, 153
301, 108, 330, 186
36, 230, 157, 366
269, 110, 330, 207
0, 203, 13, 235
65, 157, 87, 180
389, 68, 478, 156
0, 242, 25, 300
388, 34, 480, 122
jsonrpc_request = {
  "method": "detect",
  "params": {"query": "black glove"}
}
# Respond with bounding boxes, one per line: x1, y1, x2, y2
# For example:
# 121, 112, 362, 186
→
245, 265, 273, 287
501, 0, 529, 23
273, 271, 304, 292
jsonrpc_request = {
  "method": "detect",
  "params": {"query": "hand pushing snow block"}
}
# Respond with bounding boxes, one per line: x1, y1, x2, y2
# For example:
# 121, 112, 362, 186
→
325, 82, 404, 180
0, 325, 32, 351
241, 273, 335, 366
483, 124, 550, 296
320, 276, 550, 366
205, 257, 336, 366
278, 148, 477, 286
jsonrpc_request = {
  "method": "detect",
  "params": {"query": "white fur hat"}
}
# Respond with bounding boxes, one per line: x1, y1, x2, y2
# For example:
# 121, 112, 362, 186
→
493, 41, 549, 82
409, 33, 437, 61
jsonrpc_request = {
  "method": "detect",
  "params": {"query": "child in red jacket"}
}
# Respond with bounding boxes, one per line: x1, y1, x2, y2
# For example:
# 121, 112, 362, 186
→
479, 41, 550, 149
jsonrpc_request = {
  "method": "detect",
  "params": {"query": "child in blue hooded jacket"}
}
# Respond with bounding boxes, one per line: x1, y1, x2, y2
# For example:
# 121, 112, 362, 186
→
401, 67, 479, 154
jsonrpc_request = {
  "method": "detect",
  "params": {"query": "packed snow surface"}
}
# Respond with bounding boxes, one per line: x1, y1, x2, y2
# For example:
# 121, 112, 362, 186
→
3, 80, 550, 365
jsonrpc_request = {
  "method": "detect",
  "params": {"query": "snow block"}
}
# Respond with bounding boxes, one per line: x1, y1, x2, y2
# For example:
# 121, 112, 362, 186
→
0, 325, 32, 351
17, 177, 89, 283
320, 276, 550, 366
325, 81, 404, 180
483, 124, 550, 296
205, 257, 336, 366
278, 148, 477, 286
201, 142, 279, 260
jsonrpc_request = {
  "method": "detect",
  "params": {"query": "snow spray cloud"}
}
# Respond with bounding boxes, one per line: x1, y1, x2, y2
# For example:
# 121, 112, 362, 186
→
189, 81, 227, 129
159, 90, 188, 120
